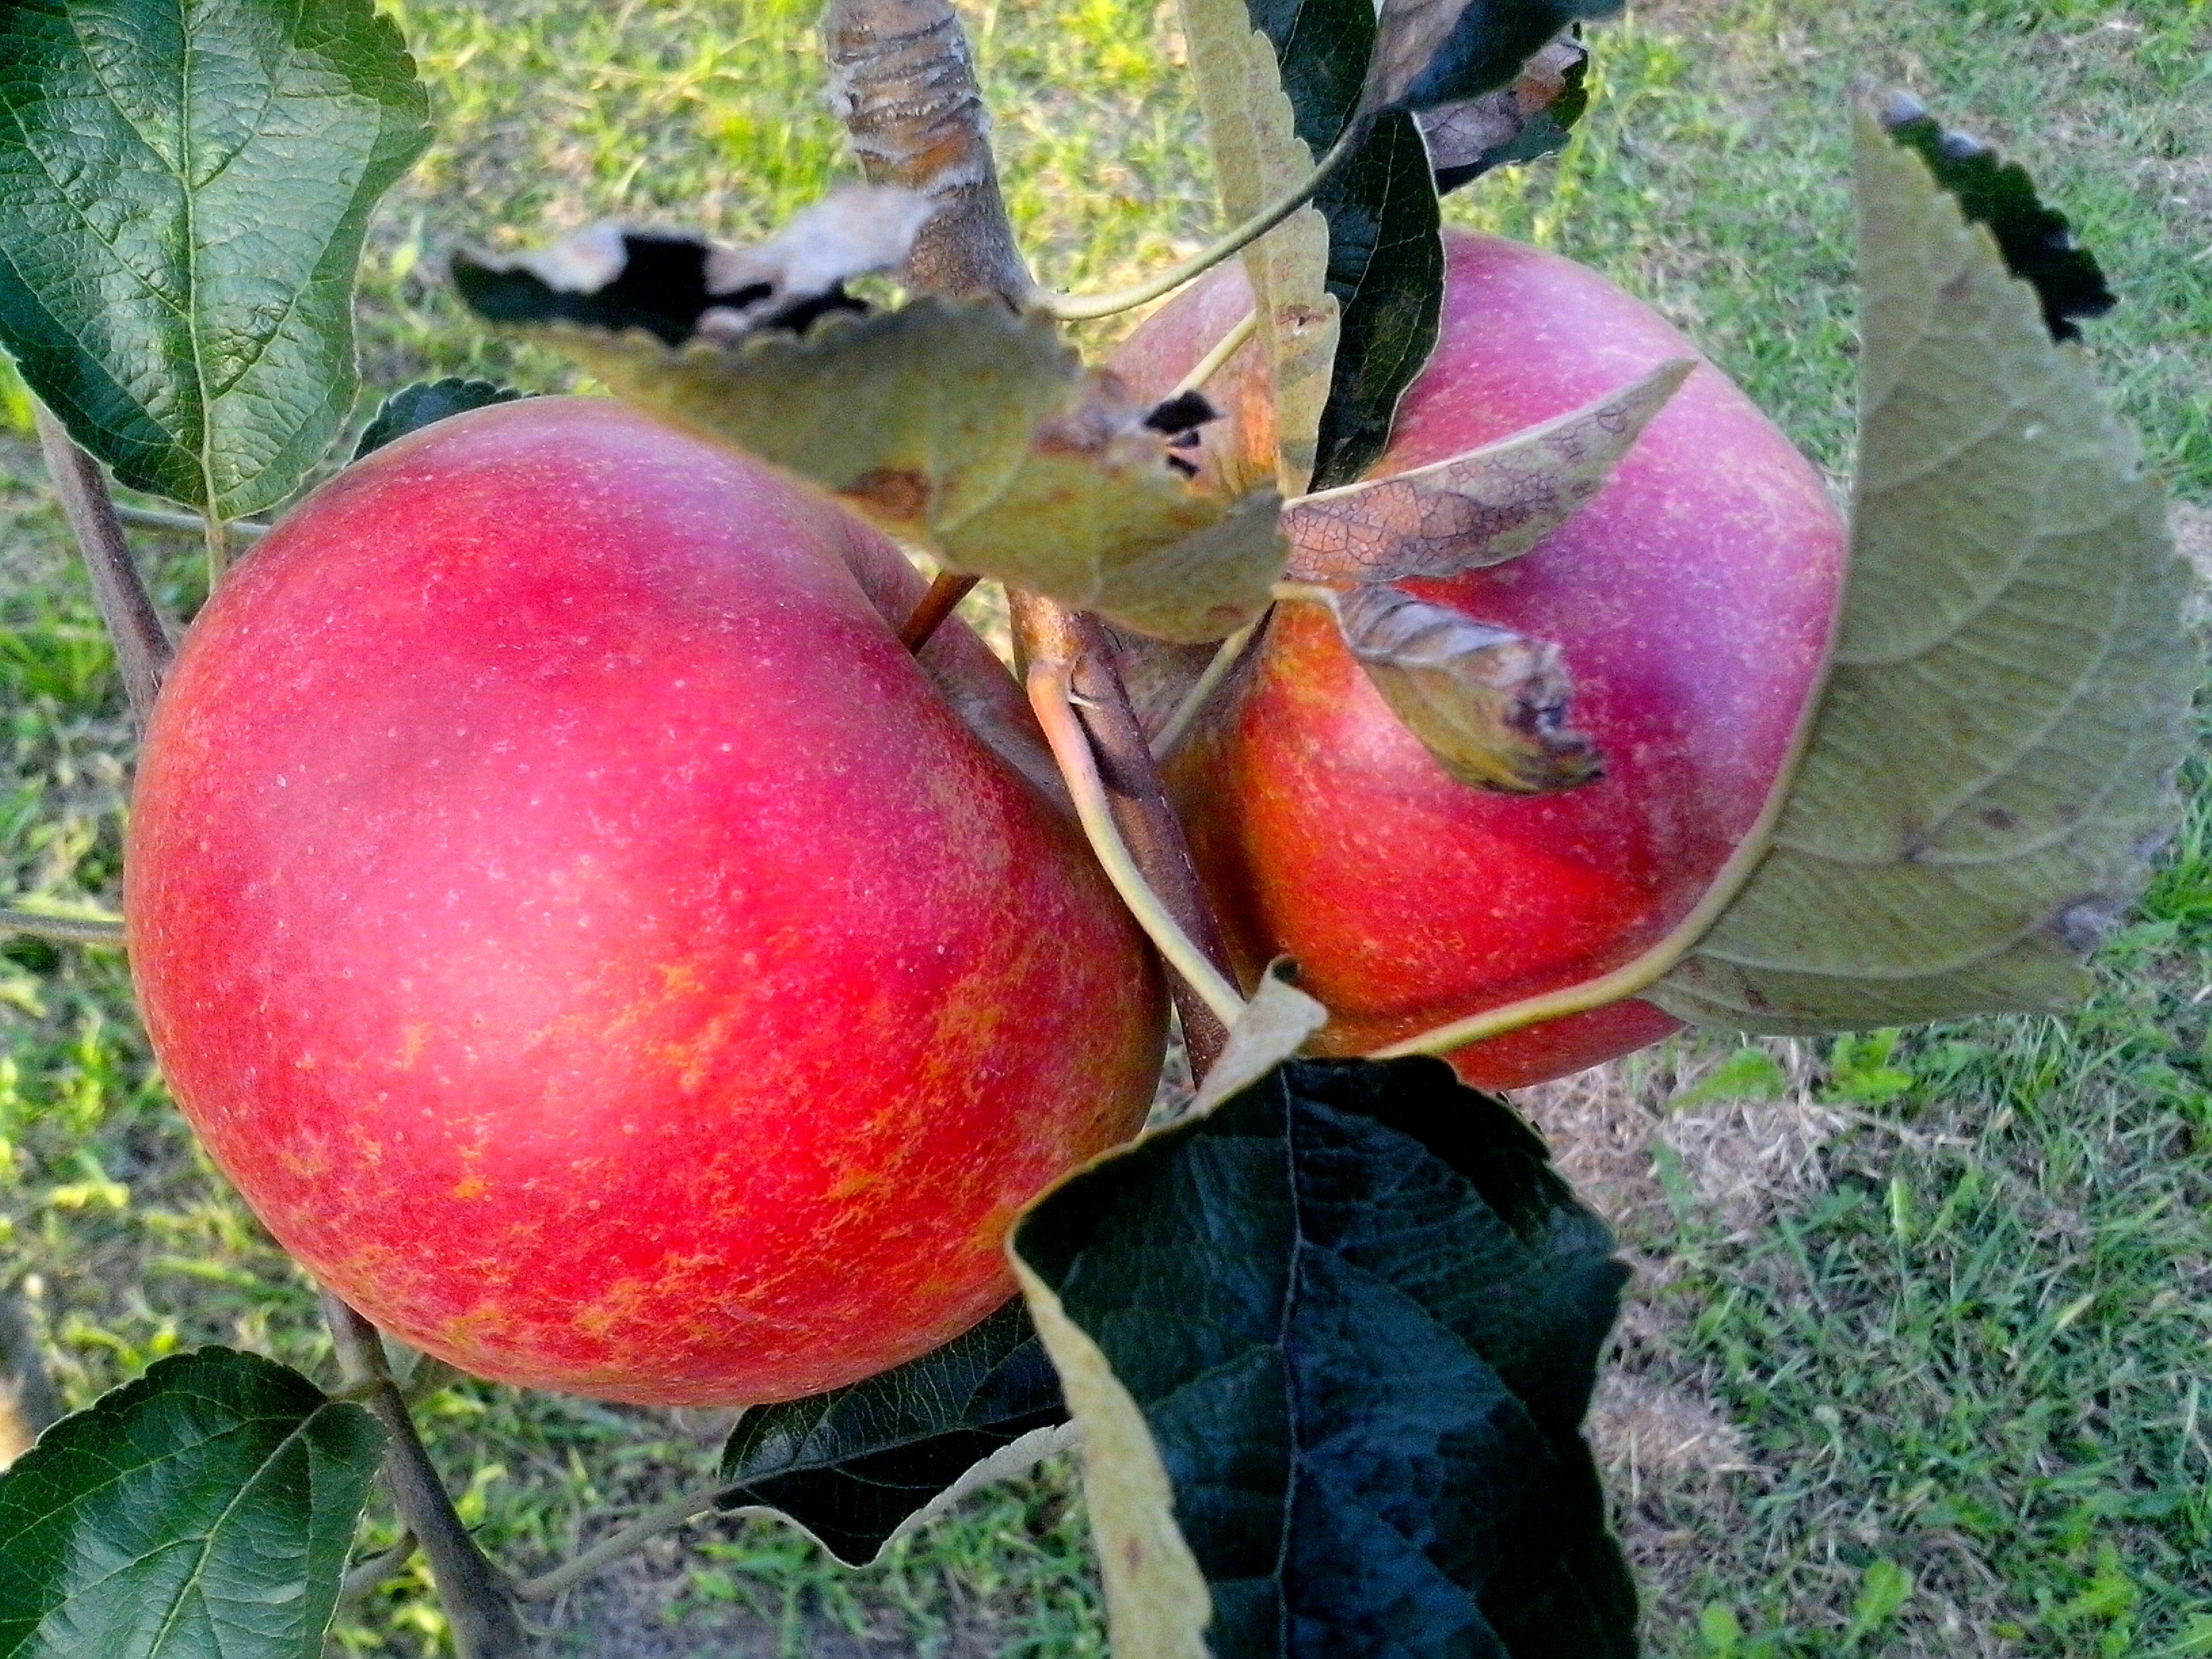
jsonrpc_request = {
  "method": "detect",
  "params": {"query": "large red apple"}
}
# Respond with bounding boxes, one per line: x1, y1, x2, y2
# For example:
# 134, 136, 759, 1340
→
1115, 232, 1848, 1088
125, 397, 1166, 1406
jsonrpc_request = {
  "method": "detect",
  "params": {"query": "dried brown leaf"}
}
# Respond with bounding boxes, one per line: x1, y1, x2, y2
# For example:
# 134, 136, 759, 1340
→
1283, 357, 1692, 582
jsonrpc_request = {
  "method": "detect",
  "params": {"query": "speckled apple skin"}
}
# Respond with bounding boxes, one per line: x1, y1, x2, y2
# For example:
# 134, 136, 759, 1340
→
125, 398, 1165, 1405
1120, 233, 1847, 1088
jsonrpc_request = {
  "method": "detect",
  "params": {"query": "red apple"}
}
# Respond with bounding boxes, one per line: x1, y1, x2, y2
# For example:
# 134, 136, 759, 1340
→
1115, 232, 1848, 1088
125, 397, 1166, 1406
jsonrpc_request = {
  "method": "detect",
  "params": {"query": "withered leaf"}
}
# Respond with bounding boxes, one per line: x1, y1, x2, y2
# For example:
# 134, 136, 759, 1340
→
1283, 358, 1691, 583
1366, 0, 1623, 117
1313, 583, 1599, 793
457, 271, 1284, 642
452, 186, 937, 346
1422, 35, 1590, 193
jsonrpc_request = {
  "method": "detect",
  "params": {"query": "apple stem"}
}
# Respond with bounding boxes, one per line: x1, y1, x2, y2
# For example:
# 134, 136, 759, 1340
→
0, 909, 125, 948
1168, 308, 1260, 400
511, 1482, 730, 1603
1045, 123, 1368, 323
321, 1293, 534, 1659
1030, 658, 1247, 1031
1149, 620, 1259, 764
33, 404, 174, 727
900, 569, 981, 653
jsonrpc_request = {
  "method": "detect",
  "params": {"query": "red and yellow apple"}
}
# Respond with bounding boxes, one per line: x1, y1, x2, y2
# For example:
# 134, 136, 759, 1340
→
125, 398, 1165, 1406
1115, 232, 1849, 1088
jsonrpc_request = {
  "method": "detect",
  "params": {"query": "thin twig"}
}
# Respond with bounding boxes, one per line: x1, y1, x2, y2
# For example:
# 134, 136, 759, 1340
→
112, 501, 270, 542
340, 1531, 419, 1603
1031, 661, 1246, 1028
33, 406, 173, 726
1149, 620, 1258, 764
1047, 124, 1368, 322
320, 1293, 532, 1659
0, 909, 125, 948
1168, 308, 1260, 400
899, 569, 981, 654
512, 1483, 728, 1603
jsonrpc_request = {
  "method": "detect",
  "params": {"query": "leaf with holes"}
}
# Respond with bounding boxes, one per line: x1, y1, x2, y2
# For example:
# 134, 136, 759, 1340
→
1012, 1055, 1635, 1659
0, 0, 430, 516
1646, 113, 2195, 1032
0, 1347, 384, 1659
717, 1300, 1069, 1568
452, 278, 1285, 643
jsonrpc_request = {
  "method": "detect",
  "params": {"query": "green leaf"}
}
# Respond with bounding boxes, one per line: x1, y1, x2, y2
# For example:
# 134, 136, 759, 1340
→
1177, 0, 1340, 493
717, 1300, 1068, 1568
1648, 114, 2197, 1034
353, 378, 524, 461
1367, 1, 1623, 116
1214, 1, 1448, 492
453, 284, 1284, 643
1011, 1056, 1636, 1659
0, 0, 431, 517
1879, 94, 2113, 343
0, 1346, 385, 1659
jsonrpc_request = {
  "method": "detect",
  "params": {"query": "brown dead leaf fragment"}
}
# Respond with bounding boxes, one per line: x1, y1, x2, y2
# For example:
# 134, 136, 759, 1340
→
1316, 581, 1599, 792
1419, 35, 1587, 180
1282, 358, 1692, 582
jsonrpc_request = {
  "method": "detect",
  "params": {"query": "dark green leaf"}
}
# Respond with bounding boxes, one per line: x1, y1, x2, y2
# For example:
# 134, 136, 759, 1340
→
1234, 1, 1445, 490
0, 0, 431, 517
0, 1347, 385, 1659
353, 378, 525, 460
1879, 94, 2114, 342
1013, 1057, 1636, 1659
1368, 0, 1623, 116
717, 1300, 1067, 1568
1424, 37, 1590, 194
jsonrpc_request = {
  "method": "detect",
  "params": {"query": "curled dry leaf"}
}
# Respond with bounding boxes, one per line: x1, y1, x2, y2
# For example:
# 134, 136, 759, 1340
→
457, 250, 1286, 641
1365, 0, 1623, 117
1284, 358, 1692, 583
1308, 582, 1599, 793
455, 185, 937, 344
1181, 961, 1331, 1121
1421, 34, 1590, 193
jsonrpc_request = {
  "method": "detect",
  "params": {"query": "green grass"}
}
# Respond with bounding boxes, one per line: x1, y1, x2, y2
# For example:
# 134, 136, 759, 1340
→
2, 0, 2208, 1653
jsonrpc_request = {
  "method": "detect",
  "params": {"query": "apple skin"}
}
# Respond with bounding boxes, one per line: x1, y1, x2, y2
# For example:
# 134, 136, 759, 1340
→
125, 397, 1166, 1406
1114, 232, 1848, 1089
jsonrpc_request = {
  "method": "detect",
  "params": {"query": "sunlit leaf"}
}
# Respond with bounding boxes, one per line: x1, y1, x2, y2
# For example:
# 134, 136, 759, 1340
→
1284, 358, 1691, 581
1649, 114, 2195, 1032
454, 280, 1284, 642
717, 1301, 1068, 1568
0, 1347, 384, 1659
352, 378, 523, 460
1178, 0, 1341, 493
0, 0, 431, 516
1012, 1056, 1635, 1659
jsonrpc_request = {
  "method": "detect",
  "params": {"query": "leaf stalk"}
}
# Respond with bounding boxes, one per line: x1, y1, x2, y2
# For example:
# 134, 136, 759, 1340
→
1030, 658, 1247, 1030
511, 1482, 728, 1602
